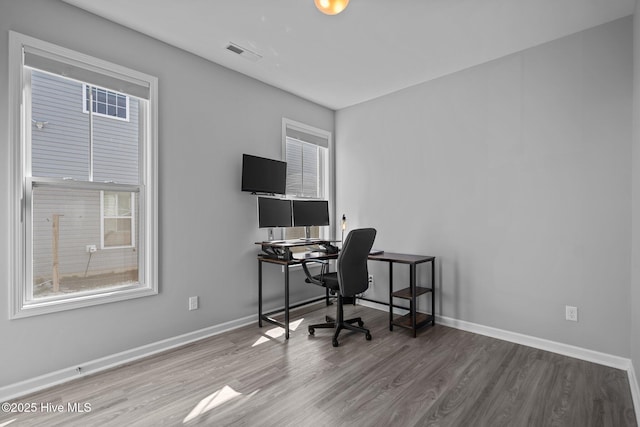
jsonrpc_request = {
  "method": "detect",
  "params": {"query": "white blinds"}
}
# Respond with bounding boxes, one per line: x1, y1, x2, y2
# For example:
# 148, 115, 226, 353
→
285, 124, 329, 199
286, 137, 320, 198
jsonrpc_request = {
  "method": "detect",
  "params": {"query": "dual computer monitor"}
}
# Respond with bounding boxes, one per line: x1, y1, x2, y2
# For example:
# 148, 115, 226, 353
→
258, 197, 329, 230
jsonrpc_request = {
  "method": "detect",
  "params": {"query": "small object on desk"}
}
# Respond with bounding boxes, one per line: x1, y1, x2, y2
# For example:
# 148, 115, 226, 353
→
293, 251, 327, 260
321, 242, 339, 254
341, 214, 347, 243
260, 244, 293, 261
369, 248, 383, 255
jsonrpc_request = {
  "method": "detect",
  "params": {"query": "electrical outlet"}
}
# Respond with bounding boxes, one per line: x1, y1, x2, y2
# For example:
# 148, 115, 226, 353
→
85, 244, 97, 253
368, 274, 374, 286
189, 296, 199, 311
565, 305, 578, 322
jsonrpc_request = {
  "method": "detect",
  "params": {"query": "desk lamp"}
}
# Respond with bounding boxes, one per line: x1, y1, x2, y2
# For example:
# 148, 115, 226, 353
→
341, 214, 347, 244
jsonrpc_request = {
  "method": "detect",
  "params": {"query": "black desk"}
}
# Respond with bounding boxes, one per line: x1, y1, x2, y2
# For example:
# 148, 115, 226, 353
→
257, 242, 435, 339
256, 240, 337, 339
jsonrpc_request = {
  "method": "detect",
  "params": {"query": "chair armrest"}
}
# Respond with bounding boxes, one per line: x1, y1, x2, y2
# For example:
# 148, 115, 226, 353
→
301, 259, 326, 286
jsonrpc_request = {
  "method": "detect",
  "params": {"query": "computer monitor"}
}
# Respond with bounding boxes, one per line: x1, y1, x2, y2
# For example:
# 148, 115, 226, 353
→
292, 200, 330, 238
242, 154, 287, 195
257, 197, 292, 229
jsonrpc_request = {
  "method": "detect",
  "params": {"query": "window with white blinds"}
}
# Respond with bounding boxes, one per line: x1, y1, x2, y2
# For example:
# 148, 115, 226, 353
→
8, 31, 158, 318
286, 138, 321, 198
284, 120, 330, 199
282, 119, 332, 241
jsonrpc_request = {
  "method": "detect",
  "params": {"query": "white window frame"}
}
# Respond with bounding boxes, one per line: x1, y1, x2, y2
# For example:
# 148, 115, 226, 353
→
82, 84, 130, 122
100, 191, 136, 249
8, 31, 158, 319
282, 118, 334, 241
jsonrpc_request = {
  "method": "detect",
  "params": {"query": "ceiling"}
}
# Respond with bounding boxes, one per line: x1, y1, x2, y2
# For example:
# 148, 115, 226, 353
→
62, 0, 635, 110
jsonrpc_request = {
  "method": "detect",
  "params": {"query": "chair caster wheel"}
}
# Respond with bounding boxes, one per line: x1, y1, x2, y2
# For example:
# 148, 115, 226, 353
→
308, 327, 315, 335
332, 339, 339, 347
365, 333, 372, 341
357, 320, 364, 327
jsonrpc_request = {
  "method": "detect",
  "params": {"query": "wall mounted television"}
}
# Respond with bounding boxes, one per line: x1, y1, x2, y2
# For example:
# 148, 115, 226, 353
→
241, 154, 287, 195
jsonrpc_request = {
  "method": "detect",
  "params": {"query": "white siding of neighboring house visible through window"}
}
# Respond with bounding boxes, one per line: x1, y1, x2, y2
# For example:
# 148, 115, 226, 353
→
32, 72, 139, 184
30, 71, 139, 284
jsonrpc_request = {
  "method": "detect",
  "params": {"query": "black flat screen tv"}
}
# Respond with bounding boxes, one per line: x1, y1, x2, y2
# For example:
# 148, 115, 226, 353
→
258, 197, 293, 228
292, 200, 330, 227
242, 154, 287, 195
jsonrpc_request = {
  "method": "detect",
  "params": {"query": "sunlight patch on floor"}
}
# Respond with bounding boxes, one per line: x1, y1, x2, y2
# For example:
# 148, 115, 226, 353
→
0, 419, 17, 427
251, 318, 304, 347
183, 385, 242, 423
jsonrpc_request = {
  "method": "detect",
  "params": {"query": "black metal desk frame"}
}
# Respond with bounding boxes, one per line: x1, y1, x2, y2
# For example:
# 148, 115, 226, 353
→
257, 240, 336, 339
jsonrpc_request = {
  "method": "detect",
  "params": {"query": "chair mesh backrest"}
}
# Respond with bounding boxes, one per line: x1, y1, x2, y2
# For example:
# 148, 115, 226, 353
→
337, 228, 377, 297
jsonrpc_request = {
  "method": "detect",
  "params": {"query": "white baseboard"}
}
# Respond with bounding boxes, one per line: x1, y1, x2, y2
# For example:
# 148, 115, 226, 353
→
0, 312, 257, 403
358, 299, 639, 416
437, 314, 632, 370
358, 298, 393, 313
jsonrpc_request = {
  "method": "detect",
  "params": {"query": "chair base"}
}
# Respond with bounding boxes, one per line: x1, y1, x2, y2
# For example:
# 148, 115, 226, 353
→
308, 297, 372, 347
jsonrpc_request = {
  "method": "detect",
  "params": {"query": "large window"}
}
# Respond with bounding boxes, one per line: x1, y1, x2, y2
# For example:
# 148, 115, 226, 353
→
282, 119, 332, 241
8, 32, 158, 318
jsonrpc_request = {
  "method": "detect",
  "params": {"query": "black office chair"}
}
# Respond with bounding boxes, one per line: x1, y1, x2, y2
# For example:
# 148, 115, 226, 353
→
302, 228, 377, 347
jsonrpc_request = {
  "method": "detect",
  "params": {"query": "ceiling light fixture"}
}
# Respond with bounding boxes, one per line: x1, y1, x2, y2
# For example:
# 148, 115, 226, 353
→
314, 0, 349, 15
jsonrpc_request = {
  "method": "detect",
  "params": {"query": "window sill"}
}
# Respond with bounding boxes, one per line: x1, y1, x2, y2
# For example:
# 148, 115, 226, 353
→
101, 245, 136, 250
11, 285, 157, 319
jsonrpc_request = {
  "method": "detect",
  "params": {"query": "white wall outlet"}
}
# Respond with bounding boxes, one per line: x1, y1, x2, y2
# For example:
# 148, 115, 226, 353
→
565, 305, 578, 322
368, 274, 374, 286
189, 296, 199, 311
85, 244, 97, 253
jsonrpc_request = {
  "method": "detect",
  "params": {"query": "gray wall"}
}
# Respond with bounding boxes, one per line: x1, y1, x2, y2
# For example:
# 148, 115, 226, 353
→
632, 3, 640, 383
336, 17, 633, 357
0, 0, 332, 386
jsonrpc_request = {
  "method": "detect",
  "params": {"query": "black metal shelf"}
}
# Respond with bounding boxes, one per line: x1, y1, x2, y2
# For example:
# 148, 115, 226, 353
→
368, 252, 436, 338
392, 312, 434, 330
392, 286, 432, 300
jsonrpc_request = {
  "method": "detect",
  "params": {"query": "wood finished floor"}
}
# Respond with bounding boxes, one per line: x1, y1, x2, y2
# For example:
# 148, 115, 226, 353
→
2, 304, 637, 427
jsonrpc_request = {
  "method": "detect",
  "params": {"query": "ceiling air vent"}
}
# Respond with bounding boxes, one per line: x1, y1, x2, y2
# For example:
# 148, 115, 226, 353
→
226, 43, 262, 62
